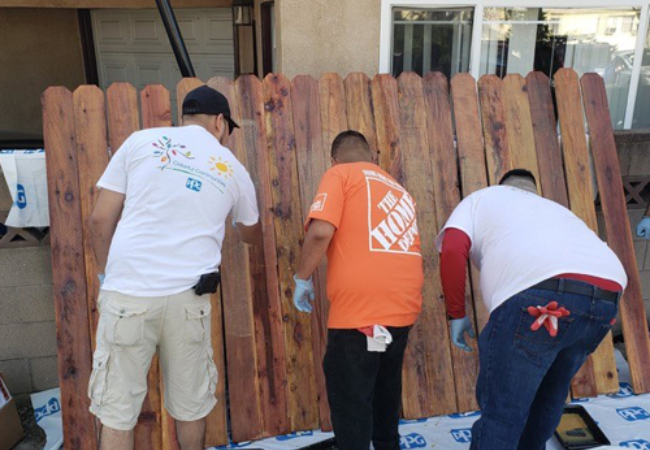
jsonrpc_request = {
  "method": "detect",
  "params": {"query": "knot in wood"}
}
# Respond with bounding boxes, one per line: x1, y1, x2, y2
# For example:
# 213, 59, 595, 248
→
64, 192, 74, 202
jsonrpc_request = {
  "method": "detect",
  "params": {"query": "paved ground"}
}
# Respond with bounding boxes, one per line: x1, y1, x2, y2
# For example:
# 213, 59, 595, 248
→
12, 395, 45, 450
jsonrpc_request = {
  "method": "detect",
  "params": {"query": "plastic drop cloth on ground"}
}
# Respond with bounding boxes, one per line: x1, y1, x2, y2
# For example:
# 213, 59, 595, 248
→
209, 350, 650, 450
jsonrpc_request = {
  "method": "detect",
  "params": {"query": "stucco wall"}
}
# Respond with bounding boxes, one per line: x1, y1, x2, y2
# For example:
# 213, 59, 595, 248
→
0, 8, 86, 136
275, 0, 381, 79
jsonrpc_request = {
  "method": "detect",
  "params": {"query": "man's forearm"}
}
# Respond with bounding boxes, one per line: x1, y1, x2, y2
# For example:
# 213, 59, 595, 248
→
91, 222, 118, 273
296, 234, 331, 280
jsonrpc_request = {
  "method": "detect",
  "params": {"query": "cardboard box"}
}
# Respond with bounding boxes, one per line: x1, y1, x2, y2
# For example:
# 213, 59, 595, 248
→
0, 373, 25, 450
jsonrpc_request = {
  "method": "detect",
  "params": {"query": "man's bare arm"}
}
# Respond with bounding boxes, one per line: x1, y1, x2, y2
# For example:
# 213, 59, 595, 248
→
235, 221, 262, 246
296, 219, 336, 280
90, 189, 126, 273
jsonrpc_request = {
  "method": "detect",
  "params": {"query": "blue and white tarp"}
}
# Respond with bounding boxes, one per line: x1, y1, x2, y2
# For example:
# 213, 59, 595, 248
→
0, 149, 49, 228
31, 387, 63, 450
210, 350, 650, 450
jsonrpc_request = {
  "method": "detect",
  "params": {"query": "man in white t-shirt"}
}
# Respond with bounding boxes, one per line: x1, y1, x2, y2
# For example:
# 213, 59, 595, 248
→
88, 85, 261, 450
436, 169, 627, 450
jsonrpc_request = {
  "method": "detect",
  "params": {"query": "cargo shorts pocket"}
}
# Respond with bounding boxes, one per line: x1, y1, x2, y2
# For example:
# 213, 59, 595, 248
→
185, 302, 212, 344
102, 301, 148, 347
88, 348, 110, 406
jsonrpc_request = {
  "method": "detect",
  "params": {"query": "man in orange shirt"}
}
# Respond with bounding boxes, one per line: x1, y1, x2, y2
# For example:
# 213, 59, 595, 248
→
293, 131, 424, 450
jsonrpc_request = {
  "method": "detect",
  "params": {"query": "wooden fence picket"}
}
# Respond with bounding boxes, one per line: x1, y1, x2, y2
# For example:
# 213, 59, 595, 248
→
424, 72, 479, 412
345, 73, 378, 159
264, 74, 319, 431
236, 74, 290, 438
450, 74, 490, 331
371, 74, 401, 177
43, 87, 98, 450
106, 83, 140, 152
581, 73, 650, 394
478, 75, 512, 186
397, 72, 458, 418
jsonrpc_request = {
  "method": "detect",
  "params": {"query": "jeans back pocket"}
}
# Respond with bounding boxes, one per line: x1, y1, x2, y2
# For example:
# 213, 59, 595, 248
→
514, 308, 574, 358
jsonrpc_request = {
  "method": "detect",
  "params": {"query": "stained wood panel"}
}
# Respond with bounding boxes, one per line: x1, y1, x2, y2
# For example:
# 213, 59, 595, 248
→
424, 72, 479, 412
554, 69, 618, 397
345, 73, 378, 159
319, 74, 349, 152
236, 75, 290, 438
371, 74, 401, 176
450, 74, 490, 331
43, 87, 98, 450
139, 84, 171, 450
397, 72, 457, 418
73, 86, 110, 353
478, 75, 512, 185
264, 74, 319, 431
106, 83, 139, 151
291, 74, 332, 432
525, 72, 569, 206
501, 74, 540, 184
581, 73, 650, 394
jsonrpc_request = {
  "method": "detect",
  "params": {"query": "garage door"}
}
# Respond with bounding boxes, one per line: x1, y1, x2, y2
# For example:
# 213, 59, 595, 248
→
92, 8, 235, 119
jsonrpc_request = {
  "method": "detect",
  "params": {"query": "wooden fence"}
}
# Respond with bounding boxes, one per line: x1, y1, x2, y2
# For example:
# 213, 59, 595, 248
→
42, 69, 650, 450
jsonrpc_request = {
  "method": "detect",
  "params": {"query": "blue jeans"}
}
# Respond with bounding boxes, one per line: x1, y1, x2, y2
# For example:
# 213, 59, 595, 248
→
470, 282, 619, 450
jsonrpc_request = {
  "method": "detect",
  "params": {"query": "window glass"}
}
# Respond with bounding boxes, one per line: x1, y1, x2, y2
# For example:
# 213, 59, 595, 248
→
480, 7, 641, 129
392, 7, 474, 80
632, 16, 650, 128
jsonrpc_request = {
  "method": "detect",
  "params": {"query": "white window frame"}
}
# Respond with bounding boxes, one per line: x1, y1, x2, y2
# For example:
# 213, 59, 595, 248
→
379, 0, 650, 129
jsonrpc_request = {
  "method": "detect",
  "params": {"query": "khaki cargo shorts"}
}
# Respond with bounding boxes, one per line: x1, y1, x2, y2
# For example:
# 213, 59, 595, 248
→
88, 289, 218, 430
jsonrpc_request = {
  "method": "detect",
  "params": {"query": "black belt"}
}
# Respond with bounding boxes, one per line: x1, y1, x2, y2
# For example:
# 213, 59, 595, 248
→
530, 278, 620, 303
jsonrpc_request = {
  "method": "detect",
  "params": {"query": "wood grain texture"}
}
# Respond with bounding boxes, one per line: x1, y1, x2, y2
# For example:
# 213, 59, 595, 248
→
501, 74, 541, 183
139, 84, 171, 450
581, 73, 650, 394
450, 74, 490, 331
371, 74, 401, 177
73, 86, 110, 353
236, 74, 290, 438
176, 78, 205, 125
208, 76, 264, 442
424, 72, 479, 412
43, 86, 97, 450
397, 72, 458, 418
525, 72, 569, 206
319, 74, 349, 152
264, 74, 319, 431
478, 75, 512, 185
291, 74, 332, 432
106, 83, 139, 152
554, 69, 617, 397
344, 73, 378, 157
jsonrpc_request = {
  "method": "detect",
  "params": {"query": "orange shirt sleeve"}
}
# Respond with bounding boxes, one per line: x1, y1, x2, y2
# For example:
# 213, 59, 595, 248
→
306, 169, 346, 230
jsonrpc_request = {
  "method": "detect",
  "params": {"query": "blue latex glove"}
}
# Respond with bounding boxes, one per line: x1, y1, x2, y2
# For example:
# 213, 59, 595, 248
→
98, 274, 105, 288
637, 217, 650, 240
450, 317, 476, 352
293, 275, 315, 313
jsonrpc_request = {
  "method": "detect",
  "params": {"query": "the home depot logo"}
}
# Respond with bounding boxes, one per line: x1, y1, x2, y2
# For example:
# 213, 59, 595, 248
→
400, 433, 426, 449
451, 428, 473, 443
617, 407, 650, 421
310, 193, 327, 212
620, 440, 650, 449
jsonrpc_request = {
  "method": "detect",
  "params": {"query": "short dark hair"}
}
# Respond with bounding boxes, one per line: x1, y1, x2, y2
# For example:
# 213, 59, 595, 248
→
499, 168, 537, 186
331, 130, 370, 159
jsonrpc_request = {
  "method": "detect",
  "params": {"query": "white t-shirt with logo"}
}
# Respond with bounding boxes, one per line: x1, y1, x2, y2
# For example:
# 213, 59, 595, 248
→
435, 186, 627, 313
98, 125, 259, 297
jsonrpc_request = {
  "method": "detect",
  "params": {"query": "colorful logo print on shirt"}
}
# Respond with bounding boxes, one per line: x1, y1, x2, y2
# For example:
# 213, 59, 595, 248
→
364, 169, 420, 256
186, 178, 202, 192
209, 156, 235, 179
400, 433, 427, 449
310, 193, 328, 212
152, 136, 194, 170
620, 440, 650, 449
451, 428, 473, 443
617, 407, 650, 421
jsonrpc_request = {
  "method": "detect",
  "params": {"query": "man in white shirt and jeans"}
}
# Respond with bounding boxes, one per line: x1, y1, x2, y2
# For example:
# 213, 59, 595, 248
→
437, 169, 627, 450
89, 85, 261, 450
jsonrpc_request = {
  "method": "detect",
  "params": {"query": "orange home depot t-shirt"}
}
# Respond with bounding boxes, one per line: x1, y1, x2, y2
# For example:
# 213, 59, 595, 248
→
307, 162, 424, 329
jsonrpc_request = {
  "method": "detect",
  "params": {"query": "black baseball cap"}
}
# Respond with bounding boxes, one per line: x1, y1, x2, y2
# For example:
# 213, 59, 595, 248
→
182, 85, 239, 134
